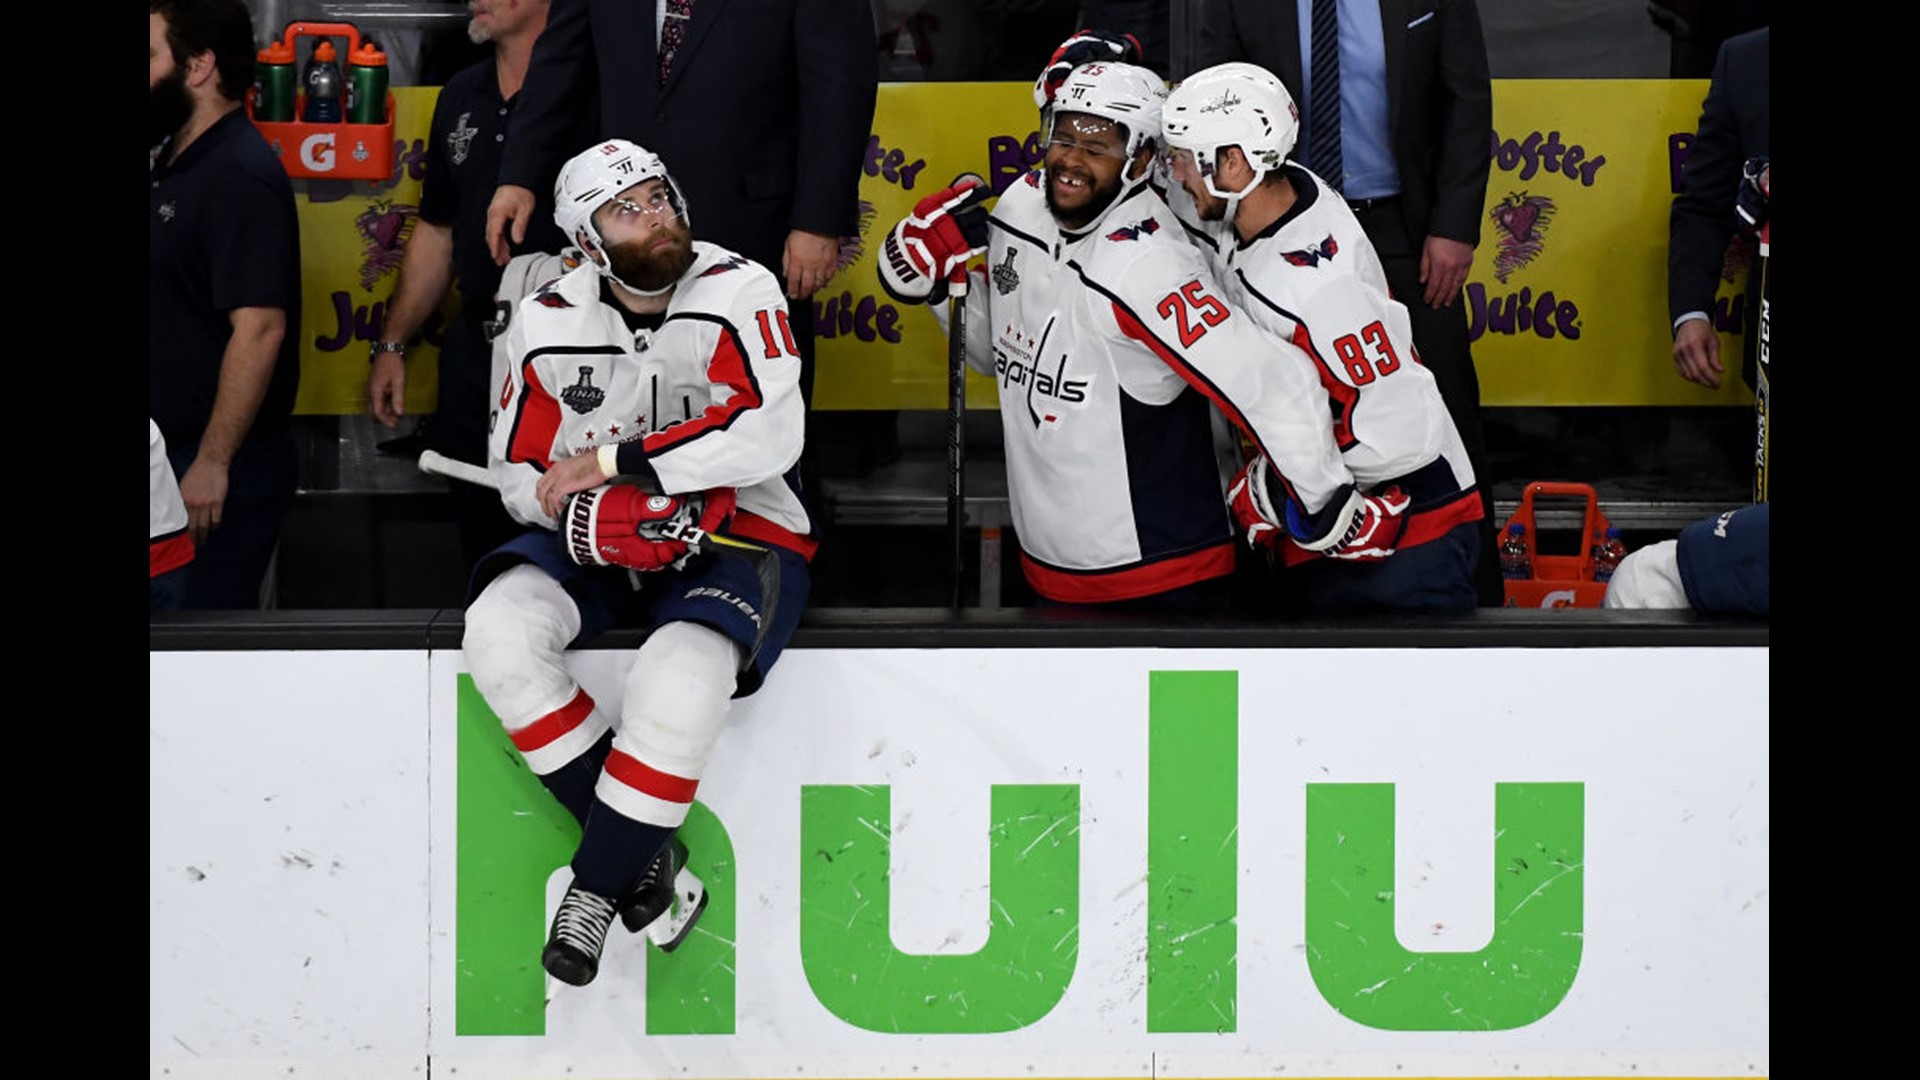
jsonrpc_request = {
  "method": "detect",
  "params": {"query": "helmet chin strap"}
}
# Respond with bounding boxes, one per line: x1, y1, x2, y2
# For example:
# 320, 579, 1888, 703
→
1204, 162, 1264, 233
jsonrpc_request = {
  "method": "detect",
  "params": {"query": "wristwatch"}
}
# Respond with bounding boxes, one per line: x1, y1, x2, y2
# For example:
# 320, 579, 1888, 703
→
368, 341, 407, 363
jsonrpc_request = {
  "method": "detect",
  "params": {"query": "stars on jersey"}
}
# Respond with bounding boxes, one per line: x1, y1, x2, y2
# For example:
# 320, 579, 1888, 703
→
1104, 217, 1161, 242
1281, 234, 1339, 267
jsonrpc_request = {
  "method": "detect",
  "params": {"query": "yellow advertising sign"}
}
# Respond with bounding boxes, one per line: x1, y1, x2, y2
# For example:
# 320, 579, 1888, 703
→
290, 86, 453, 417
289, 81, 1753, 415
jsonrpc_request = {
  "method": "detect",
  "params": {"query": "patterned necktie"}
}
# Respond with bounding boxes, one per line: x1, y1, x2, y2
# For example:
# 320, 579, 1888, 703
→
1308, 0, 1344, 192
659, 0, 694, 86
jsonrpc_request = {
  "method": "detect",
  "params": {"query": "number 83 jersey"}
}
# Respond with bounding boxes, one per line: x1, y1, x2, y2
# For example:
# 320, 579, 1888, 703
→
958, 171, 1353, 603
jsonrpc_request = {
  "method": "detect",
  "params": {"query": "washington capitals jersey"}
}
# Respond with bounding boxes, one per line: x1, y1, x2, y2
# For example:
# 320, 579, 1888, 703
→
1170, 165, 1483, 563
488, 242, 813, 557
957, 171, 1353, 602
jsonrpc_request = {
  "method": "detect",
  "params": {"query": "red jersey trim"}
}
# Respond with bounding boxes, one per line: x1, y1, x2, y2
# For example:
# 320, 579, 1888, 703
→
642, 320, 762, 457
1021, 542, 1236, 604
731, 511, 818, 562
149, 531, 195, 578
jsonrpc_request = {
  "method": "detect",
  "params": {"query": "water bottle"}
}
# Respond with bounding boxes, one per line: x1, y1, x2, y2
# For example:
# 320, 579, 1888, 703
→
1499, 523, 1532, 580
347, 40, 389, 124
254, 39, 296, 122
302, 40, 344, 123
1592, 526, 1627, 583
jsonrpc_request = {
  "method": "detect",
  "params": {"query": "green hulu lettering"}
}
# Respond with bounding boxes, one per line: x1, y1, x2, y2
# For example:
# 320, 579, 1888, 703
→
1147, 671, 1237, 1032
798, 783, 1080, 1033
454, 675, 737, 1036
1304, 782, 1585, 1030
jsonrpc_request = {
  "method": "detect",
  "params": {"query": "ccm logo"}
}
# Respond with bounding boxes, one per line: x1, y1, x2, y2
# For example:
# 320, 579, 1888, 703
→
299, 133, 337, 172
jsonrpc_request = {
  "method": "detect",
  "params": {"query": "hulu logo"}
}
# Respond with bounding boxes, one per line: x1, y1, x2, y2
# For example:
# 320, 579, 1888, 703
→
455, 671, 1583, 1036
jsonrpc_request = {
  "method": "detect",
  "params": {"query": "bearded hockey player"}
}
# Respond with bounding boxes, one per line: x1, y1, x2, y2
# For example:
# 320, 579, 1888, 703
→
463, 139, 814, 986
1161, 62, 1484, 611
880, 60, 1404, 608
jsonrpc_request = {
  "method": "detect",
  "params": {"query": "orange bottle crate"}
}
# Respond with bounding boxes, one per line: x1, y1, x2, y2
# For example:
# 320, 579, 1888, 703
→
246, 22, 395, 182
1501, 481, 1616, 609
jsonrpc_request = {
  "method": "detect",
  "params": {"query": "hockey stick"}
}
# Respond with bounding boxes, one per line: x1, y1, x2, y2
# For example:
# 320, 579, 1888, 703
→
418, 449, 783, 672
946, 267, 969, 609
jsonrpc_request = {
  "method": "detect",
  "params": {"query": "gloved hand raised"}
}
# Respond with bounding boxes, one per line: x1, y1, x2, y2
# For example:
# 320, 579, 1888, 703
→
877, 175, 990, 305
562, 485, 738, 572
1033, 28, 1145, 111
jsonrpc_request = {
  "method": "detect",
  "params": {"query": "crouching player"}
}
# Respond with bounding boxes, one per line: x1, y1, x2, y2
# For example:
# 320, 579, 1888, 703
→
463, 139, 815, 986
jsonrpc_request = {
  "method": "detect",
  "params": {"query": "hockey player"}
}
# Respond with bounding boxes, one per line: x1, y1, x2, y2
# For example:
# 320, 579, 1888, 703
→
879, 61, 1403, 608
463, 139, 814, 987
1160, 62, 1485, 612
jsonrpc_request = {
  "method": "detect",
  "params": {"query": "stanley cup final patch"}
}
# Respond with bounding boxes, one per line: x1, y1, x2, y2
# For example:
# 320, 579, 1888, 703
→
992, 248, 1021, 294
560, 367, 606, 414
448, 112, 477, 165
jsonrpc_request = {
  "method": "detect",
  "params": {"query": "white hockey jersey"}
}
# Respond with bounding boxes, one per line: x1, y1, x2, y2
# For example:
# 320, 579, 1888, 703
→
956, 169, 1355, 602
488, 242, 814, 558
150, 419, 193, 577
1169, 165, 1483, 565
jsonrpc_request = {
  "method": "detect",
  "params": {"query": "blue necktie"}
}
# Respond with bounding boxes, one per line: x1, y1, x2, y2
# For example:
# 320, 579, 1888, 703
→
1308, 0, 1344, 192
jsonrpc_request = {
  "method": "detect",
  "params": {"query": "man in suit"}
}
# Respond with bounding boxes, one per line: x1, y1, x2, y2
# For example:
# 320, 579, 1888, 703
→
482, 0, 878, 413
1196, 0, 1499, 606
1668, 26, 1768, 395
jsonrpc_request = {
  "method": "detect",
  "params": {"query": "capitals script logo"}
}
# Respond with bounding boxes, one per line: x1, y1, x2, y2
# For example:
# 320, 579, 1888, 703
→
1106, 217, 1160, 242
1489, 191, 1556, 283
1281, 234, 1338, 267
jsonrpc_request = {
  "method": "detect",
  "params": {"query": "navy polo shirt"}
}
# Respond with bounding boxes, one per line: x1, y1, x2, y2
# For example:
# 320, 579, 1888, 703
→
422, 59, 570, 321
149, 108, 301, 446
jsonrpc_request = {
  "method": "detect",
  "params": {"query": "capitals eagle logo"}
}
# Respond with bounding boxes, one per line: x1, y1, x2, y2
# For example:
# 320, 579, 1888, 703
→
1281, 234, 1338, 267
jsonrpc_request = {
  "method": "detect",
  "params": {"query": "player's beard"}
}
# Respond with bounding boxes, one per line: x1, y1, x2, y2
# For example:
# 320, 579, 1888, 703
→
1045, 164, 1125, 231
150, 66, 193, 151
606, 223, 696, 293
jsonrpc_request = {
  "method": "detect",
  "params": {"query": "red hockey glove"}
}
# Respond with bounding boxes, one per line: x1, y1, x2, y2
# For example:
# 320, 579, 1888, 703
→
1225, 455, 1284, 551
1287, 486, 1413, 562
877, 175, 990, 305
1033, 29, 1145, 111
562, 485, 738, 572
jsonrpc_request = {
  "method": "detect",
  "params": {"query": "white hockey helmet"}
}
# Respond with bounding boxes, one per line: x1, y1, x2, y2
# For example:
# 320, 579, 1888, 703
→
1042, 62, 1167, 162
552, 139, 690, 293
1162, 62, 1300, 202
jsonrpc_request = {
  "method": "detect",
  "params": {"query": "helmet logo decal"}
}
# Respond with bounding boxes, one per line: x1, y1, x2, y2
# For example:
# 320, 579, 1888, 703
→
1200, 90, 1242, 113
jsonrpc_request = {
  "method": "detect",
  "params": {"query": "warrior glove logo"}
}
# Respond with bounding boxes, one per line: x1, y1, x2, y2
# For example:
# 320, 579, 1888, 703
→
560, 367, 607, 414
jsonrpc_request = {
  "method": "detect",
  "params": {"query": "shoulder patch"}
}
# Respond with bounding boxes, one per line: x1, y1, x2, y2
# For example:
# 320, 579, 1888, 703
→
699, 255, 750, 277
1105, 217, 1161, 242
1023, 170, 1042, 188
532, 278, 574, 308
1281, 234, 1338, 267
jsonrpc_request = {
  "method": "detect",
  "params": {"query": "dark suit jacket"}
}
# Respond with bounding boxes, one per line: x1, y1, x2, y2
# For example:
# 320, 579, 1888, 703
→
499, 0, 877, 274
1195, 0, 1493, 249
1667, 27, 1768, 338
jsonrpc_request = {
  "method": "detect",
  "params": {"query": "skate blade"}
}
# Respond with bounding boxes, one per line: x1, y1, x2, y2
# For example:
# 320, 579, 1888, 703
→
644, 867, 709, 953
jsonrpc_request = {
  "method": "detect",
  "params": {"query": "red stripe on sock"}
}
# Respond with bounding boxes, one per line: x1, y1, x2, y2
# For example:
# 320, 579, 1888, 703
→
509, 688, 595, 753
604, 748, 701, 804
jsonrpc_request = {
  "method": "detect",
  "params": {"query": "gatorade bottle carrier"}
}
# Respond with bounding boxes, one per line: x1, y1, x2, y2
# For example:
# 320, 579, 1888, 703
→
245, 22, 395, 181
1499, 481, 1616, 609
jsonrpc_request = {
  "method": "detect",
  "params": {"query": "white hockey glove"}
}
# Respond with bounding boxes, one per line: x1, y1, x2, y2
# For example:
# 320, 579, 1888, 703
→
562, 485, 737, 572
1286, 485, 1413, 562
877, 175, 990, 306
